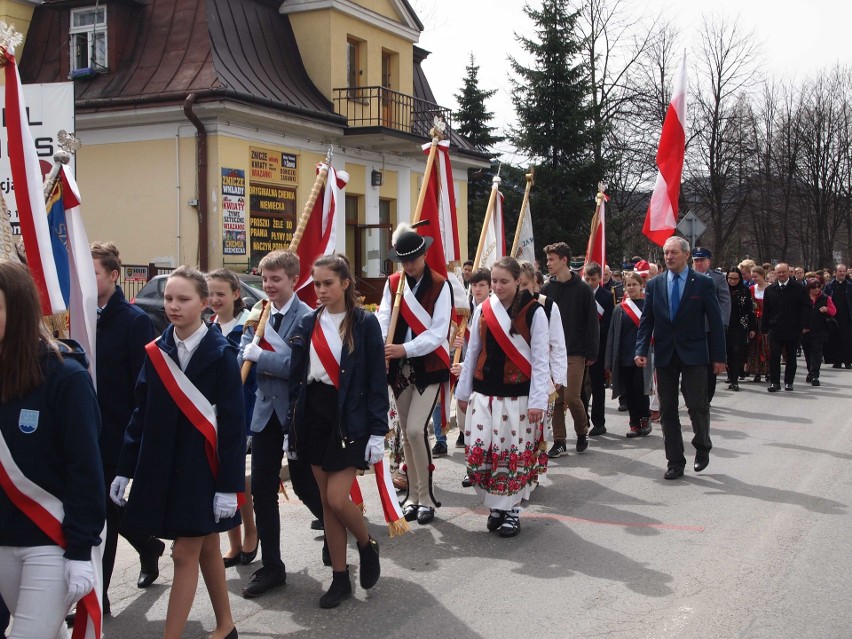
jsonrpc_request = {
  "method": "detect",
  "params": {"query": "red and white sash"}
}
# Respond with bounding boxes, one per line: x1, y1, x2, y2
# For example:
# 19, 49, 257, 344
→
348, 456, 409, 537
397, 277, 451, 368
259, 315, 287, 353
311, 311, 342, 389
622, 298, 643, 328
0, 430, 103, 639
481, 294, 533, 378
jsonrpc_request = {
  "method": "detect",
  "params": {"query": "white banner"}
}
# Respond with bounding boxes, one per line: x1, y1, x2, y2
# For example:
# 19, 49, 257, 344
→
514, 199, 535, 265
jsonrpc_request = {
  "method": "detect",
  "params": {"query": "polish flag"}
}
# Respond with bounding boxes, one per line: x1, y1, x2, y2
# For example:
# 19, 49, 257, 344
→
419, 140, 460, 278
585, 194, 607, 270
643, 53, 687, 246
4, 48, 66, 314
294, 164, 349, 308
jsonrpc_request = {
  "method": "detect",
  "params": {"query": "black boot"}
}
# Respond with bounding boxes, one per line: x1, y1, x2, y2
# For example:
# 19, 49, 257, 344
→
319, 570, 352, 609
358, 537, 381, 590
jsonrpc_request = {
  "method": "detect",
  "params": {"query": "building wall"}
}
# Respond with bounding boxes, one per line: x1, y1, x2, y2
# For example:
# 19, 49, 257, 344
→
0, 0, 38, 53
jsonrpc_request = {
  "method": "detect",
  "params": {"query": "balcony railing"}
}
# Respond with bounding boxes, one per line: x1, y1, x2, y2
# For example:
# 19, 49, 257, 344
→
333, 86, 452, 138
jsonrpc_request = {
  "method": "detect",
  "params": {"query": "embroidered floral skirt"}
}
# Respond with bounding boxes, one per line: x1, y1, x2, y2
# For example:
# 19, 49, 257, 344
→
464, 393, 548, 511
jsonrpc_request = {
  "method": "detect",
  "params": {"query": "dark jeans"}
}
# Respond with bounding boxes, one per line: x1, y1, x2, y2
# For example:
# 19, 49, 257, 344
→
769, 336, 800, 385
726, 328, 747, 384
251, 415, 285, 570
657, 354, 711, 470
102, 467, 162, 612
619, 365, 649, 425
584, 357, 607, 428
802, 334, 826, 379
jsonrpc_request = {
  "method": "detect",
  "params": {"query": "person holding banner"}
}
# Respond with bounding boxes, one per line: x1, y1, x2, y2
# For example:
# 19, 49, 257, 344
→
0, 261, 105, 639
455, 257, 550, 538
286, 254, 386, 608
605, 271, 653, 437
378, 224, 452, 526
112, 266, 244, 639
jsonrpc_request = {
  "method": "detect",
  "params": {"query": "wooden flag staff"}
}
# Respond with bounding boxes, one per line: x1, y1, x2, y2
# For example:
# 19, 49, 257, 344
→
384, 118, 446, 351
583, 180, 608, 271
240, 147, 333, 384
511, 168, 535, 257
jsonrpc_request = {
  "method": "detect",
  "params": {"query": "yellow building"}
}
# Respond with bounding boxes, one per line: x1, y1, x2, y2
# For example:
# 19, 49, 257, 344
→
14, 0, 489, 299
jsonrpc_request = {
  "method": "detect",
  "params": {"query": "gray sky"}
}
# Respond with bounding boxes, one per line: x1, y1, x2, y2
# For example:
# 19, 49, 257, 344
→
411, 0, 850, 158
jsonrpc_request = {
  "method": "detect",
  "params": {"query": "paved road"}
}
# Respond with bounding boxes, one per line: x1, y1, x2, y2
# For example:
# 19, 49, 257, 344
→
101, 363, 852, 639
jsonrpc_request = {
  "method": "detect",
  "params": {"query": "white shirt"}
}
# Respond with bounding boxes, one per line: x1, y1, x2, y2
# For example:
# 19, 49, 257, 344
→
217, 316, 240, 337
376, 274, 452, 358
174, 323, 208, 371
539, 296, 567, 386
308, 311, 346, 385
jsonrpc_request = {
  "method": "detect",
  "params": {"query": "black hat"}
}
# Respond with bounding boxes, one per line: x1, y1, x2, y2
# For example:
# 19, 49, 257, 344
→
692, 247, 712, 259
388, 223, 433, 261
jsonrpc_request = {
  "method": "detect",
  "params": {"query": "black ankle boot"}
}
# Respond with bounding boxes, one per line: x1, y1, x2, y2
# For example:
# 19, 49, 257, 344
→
358, 537, 381, 590
319, 570, 352, 609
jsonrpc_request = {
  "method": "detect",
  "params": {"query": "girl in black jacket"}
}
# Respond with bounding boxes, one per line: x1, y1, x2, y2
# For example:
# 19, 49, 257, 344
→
287, 254, 388, 608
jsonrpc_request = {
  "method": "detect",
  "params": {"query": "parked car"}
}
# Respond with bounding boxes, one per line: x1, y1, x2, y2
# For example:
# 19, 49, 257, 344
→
132, 273, 268, 333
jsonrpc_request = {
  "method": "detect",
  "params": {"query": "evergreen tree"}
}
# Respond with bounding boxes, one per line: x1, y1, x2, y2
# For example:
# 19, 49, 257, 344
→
454, 54, 504, 150
509, 0, 603, 252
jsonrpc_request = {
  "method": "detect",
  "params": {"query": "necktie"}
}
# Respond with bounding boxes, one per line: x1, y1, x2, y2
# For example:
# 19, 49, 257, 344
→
670, 273, 681, 318
271, 312, 284, 332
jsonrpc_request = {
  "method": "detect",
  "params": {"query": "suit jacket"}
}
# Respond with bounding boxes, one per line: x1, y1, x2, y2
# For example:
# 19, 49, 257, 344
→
706, 269, 732, 329
760, 280, 810, 340
238, 297, 311, 432
636, 268, 726, 367
594, 285, 615, 358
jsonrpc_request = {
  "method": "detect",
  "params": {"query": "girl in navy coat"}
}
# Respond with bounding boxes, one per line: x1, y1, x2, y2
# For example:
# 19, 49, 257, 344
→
287, 254, 388, 608
112, 266, 245, 639
0, 261, 104, 639
207, 268, 258, 568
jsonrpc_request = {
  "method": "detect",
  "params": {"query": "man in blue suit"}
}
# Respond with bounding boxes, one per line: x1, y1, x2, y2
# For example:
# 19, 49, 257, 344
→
239, 250, 311, 597
635, 237, 726, 480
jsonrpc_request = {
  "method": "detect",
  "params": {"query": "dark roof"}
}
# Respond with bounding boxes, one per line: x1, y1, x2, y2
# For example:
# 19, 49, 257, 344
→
20, 0, 342, 123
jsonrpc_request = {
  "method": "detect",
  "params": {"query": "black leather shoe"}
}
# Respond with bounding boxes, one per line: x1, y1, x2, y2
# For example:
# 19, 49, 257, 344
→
137, 538, 166, 588
319, 570, 352, 609
240, 545, 258, 566
664, 467, 684, 480
588, 424, 607, 436
402, 504, 419, 522
694, 452, 709, 473
242, 566, 287, 598
785, 383, 793, 391
416, 506, 435, 525
486, 509, 506, 532
767, 384, 780, 393
223, 627, 238, 639
811, 379, 820, 386
358, 537, 380, 589
223, 554, 241, 568
805, 373, 813, 383
310, 519, 324, 531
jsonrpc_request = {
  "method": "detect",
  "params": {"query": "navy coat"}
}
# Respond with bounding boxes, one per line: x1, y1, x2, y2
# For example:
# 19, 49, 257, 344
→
96, 286, 154, 471
117, 326, 246, 539
217, 310, 256, 432
636, 269, 726, 367
285, 308, 389, 452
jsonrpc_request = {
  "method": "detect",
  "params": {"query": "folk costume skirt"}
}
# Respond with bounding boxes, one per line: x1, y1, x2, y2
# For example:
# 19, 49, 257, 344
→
464, 393, 548, 511
301, 382, 368, 472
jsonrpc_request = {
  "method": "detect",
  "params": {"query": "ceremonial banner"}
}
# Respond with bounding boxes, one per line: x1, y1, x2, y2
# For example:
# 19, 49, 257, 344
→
479, 189, 505, 270
513, 197, 536, 265
4, 52, 66, 314
294, 164, 348, 308
643, 53, 687, 247
585, 194, 606, 270
419, 140, 459, 278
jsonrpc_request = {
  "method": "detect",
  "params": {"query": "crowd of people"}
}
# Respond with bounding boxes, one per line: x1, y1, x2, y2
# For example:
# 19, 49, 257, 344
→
0, 227, 850, 638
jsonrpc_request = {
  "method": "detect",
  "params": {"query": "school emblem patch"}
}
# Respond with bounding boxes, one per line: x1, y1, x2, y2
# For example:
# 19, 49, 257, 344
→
18, 409, 39, 434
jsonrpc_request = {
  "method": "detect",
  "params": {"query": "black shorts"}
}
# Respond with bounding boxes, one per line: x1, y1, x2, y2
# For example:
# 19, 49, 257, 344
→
300, 382, 368, 472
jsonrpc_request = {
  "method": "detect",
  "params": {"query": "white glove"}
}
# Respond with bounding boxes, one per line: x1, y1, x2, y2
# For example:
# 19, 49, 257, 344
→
242, 342, 263, 363
109, 476, 129, 507
365, 435, 385, 465
283, 434, 297, 461
64, 559, 95, 606
213, 492, 238, 523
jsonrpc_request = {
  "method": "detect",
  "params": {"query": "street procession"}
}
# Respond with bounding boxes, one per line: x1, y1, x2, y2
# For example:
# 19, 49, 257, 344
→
1, 1, 851, 638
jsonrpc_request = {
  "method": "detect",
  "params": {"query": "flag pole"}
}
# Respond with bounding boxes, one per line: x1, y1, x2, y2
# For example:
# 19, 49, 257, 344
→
452, 169, 501, 366
583, 181, 607, 272
241, 147, 333, 384
511, 167, 535, 257
385, 119, 446, 352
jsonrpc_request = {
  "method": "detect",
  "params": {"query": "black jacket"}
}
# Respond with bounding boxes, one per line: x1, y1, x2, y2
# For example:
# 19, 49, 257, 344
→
824, 278, 852, 323
760, 280, 811, 340
0, 342, 105, 560
541, 274, 600, 359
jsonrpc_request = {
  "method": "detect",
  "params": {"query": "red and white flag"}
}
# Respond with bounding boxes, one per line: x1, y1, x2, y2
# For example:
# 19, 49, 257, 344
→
4, 48, 66, 314
585, 194, 607, 270
60, 167, 99, 386
295, 164, 349, 307
480, 184, 505, 270
643, 53, 687, 247
419, 140, 460, 278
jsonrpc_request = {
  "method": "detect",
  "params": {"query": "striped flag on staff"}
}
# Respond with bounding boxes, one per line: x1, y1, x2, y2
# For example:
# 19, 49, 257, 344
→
643, 53, 687, 247
479, 188, 505, 270
513, 197, 535, 264
3, 45, 66, 314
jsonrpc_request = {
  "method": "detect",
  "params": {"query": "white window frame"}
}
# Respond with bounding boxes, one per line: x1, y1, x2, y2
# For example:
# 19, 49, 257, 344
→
69, 6, 108, 72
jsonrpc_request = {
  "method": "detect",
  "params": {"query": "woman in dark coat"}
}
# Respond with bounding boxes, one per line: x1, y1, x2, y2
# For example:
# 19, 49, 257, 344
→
113, 266, 245, 639
725, 267, 756, 391
802, 277, 836, 385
